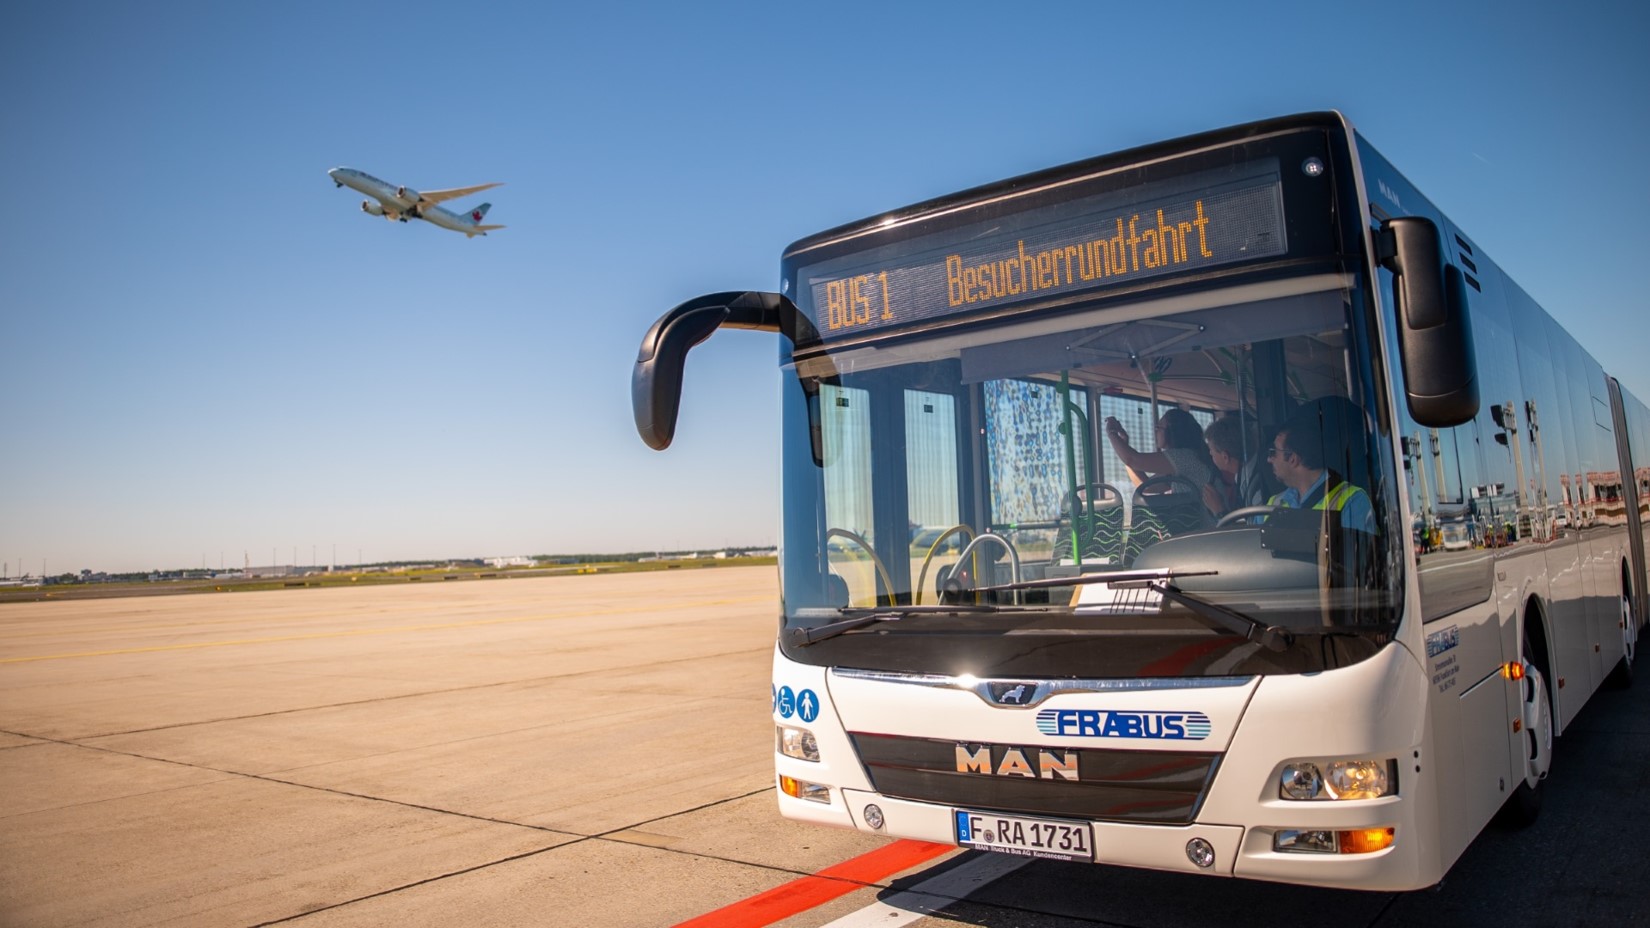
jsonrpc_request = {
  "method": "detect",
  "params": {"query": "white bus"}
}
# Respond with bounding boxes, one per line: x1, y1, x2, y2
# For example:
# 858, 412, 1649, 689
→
633, 113, 1650, 890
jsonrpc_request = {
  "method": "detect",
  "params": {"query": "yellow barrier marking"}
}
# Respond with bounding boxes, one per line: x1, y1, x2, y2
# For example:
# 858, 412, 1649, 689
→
0, 596, 770, 664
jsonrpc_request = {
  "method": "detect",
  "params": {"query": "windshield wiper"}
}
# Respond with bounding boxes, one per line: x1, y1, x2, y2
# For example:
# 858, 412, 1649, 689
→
959, 569, 1288, 650
1147, 581, 1294, 652
966, 568, 1217, 596
789, 604, 1003, 647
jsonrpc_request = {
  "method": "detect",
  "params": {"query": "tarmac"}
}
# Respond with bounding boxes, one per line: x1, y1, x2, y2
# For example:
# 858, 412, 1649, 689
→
2, 565, 1646, 927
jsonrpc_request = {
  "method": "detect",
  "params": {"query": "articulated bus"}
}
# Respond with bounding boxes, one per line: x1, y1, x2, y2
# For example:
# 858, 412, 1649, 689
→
632, 112, 1650, 890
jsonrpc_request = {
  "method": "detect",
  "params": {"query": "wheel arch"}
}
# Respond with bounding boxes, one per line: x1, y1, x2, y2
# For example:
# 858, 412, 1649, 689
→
1521, 594, 1554, 704
1624, 557, 1644, 629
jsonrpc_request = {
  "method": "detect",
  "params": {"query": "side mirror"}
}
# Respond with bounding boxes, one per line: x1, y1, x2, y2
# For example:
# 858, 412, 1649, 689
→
1377, 217, 1479, 427
632, 291, 799, 450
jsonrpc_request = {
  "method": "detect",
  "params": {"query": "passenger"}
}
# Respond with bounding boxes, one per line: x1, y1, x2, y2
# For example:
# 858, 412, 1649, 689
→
1104, 408, 1216, 500
1202, 414, 1275, 514
1266, 417, 1376, 533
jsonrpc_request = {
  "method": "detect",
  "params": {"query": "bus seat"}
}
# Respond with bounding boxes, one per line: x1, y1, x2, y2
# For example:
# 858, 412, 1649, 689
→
1125, 497, 1212, 563
1123, 474, 1212, 564
1052, 484, 1127, 565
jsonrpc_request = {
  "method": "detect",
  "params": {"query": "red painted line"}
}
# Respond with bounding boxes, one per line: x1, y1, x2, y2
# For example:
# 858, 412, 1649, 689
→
672, 839, 954, 928
1138, 638, 1235, 676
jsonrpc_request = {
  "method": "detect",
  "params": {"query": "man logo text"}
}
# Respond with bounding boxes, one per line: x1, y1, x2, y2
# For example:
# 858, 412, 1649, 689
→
955, 744, 1077, 780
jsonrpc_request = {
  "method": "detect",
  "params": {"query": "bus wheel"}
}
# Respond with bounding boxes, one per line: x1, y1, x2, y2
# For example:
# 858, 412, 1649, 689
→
1607, 584, 1635, 689
1499, 642, 1553, 827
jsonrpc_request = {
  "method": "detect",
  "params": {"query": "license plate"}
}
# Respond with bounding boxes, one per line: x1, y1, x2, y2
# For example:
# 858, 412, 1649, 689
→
954, 809, 1094, 862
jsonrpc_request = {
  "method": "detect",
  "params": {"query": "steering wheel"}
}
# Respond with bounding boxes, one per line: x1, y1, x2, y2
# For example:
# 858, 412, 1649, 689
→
1132, 473, 1203, 504
914, 524, 974, 606
824, 528, 896, 607
1216, 505, 1286, 527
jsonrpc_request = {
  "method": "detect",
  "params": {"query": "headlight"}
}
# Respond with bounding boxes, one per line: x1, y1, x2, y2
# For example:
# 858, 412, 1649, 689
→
1279, 759, 1395, 800
1280, 762, 1324, 800
777, 725, 820, 762
1326, 760, 1390, 799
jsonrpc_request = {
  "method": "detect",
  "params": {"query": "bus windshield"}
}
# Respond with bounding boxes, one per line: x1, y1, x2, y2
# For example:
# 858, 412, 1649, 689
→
776, 130, 1402, 678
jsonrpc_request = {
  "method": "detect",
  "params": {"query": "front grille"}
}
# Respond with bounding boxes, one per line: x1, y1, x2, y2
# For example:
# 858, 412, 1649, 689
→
850, 732, 1220, 824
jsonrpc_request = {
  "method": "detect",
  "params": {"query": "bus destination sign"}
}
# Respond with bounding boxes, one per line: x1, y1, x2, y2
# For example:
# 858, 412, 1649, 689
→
799, 164, 1287, 339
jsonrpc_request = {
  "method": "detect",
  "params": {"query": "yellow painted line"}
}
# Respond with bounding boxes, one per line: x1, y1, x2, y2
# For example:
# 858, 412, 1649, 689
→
0, 596, 771, 664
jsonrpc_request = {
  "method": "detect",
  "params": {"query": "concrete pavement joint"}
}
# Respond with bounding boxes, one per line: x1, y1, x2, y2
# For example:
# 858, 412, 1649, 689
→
243, 841, 572, 928
0, 729, 49, 750
67, 643, 769, 741
20, 729, 831, 911
37, 732, 797, 868
9, 733, 583, 837
247, 787, 857, 927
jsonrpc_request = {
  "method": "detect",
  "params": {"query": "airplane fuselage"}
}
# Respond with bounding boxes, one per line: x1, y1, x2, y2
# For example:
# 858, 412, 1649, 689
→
328, 167, 501, 237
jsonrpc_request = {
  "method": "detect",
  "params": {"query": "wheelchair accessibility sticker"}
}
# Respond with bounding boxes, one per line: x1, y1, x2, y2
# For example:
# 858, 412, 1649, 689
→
774, 686, 820, 723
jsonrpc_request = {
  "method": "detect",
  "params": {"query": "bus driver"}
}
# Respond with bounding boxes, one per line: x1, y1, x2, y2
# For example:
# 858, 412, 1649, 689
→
1266, 416, 1375, 533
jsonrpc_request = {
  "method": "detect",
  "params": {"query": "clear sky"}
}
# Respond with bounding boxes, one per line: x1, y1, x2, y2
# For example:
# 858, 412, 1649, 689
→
2, 0, 1646, 575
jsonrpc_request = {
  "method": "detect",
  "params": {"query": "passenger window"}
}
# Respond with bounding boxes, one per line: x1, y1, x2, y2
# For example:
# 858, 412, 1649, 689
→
820, 384, 879, 605
983, 379, 1087, 567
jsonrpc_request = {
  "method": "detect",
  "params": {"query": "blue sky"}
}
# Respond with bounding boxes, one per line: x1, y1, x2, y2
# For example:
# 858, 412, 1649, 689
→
2, 0, 1646, 575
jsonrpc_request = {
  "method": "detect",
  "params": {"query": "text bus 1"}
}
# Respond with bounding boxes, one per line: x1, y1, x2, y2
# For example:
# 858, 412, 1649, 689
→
632, 112, 1650, 891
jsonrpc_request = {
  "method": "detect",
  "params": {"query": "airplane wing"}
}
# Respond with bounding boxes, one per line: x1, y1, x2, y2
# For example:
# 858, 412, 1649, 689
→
416, 183, 502, 205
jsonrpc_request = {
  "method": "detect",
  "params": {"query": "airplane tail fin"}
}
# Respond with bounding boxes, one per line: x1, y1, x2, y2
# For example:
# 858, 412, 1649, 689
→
467, 203, 493, 223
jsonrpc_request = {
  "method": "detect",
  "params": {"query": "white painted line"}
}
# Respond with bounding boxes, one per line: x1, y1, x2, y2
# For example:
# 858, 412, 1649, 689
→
815, 851, 1033, 927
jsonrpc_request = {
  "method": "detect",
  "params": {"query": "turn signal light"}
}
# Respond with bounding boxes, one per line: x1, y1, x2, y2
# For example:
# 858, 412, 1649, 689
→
1274, 827, 1396, 855
1339, 827, 1396, 854
779, 775, 830, 803
1501, 662, 1526, 680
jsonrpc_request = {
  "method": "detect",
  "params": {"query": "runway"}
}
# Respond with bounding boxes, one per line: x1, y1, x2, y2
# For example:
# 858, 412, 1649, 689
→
4, 565, 1648, 927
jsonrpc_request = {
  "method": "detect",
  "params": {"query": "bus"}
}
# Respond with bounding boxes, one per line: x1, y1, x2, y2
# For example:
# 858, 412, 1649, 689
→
631, 112, 1650, 891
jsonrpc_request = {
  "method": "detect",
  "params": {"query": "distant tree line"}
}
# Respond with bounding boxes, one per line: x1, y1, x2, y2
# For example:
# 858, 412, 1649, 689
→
532, 547, 774, 564
39, 548, 774, 584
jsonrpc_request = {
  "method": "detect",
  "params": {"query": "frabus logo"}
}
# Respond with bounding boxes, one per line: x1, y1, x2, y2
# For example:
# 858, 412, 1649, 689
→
1035, 708, 1212, 741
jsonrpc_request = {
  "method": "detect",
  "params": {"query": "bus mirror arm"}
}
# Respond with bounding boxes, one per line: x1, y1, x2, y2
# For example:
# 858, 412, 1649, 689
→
632, 291, 804, 450
1376, 217, 1479, 428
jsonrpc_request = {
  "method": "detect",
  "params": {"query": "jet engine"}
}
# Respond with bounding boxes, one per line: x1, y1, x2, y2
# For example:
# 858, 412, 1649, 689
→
396, 185, 420, 203
361, 200, 386, 217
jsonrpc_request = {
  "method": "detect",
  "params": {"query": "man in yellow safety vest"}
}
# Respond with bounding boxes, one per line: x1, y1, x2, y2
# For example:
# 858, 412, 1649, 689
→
1266, 418, 1375, 533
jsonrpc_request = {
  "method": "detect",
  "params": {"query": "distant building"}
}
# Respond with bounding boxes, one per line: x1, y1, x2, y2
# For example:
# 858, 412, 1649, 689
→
244, 565, 295, 579
487, 556, 537, 568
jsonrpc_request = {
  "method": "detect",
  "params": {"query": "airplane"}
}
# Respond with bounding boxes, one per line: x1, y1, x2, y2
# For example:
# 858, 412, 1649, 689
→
328, 167, 505, 238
